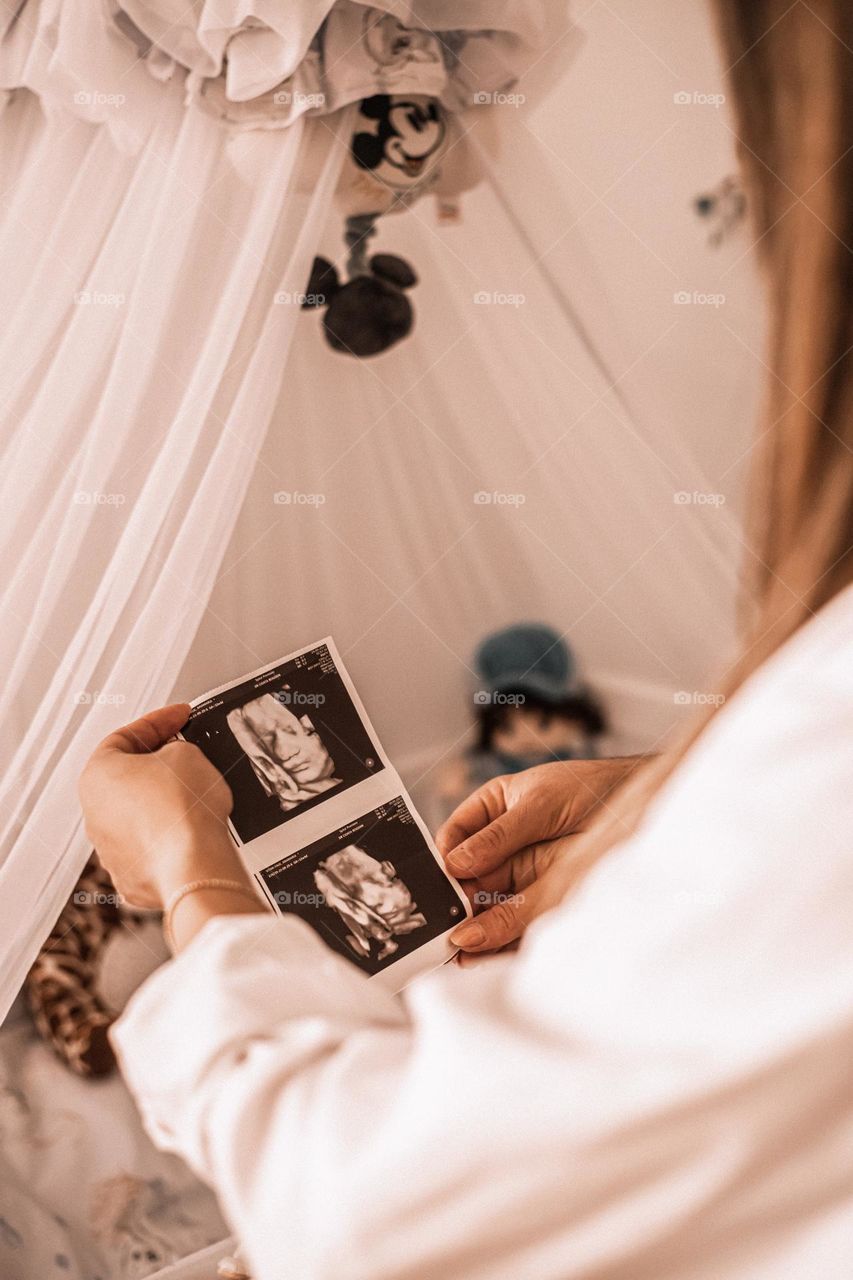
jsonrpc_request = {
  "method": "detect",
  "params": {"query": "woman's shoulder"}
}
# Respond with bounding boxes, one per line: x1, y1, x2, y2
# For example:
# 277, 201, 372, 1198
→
644, 583, 853, 850
703, 582, 853, 748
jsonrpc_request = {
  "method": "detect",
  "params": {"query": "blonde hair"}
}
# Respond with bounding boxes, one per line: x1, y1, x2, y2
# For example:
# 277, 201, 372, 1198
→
575, 0, 853, 869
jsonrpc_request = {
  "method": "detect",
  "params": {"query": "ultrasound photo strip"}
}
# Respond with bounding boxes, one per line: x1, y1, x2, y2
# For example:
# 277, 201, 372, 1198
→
181, 638, 385, 845
181, 637, 471, 989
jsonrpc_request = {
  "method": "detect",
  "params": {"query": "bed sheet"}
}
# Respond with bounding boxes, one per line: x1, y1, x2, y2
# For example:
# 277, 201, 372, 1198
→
0, 1010, 228, 1280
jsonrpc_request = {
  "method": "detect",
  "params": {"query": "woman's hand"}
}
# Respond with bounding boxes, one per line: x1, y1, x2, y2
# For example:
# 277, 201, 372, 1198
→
79, 703, 246, 910
437, 757, 644, 960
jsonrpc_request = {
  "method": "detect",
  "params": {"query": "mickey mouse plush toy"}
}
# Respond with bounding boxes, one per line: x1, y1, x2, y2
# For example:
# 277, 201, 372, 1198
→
351, 94, 447, 187
302, 216, 417, 358
302, 93, 451, 358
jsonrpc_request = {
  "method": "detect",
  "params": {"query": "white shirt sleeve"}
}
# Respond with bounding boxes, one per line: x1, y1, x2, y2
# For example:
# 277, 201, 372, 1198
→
112, 590, 853, 1280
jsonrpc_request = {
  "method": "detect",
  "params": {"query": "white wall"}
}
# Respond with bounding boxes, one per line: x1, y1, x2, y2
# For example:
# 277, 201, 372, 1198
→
528, 0, 765, 487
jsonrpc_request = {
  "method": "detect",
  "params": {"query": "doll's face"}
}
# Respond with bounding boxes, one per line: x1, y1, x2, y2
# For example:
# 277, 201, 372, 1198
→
363, 16, 437, 68
492, 706, 589, 760
352, 95, 448, 193
383, 100, 446, 179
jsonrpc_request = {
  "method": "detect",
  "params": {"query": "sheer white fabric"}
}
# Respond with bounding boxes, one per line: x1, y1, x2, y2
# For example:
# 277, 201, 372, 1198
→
0, 81, 351, 1017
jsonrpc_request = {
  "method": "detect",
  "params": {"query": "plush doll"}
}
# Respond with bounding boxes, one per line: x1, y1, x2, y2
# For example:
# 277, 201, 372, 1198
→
302, 216, 418, 357
301, 91, 480, 357
349, 93, 448, 195
24, 855, 120, 1076
25, 855, 168, 1077
435, 624, 607, 824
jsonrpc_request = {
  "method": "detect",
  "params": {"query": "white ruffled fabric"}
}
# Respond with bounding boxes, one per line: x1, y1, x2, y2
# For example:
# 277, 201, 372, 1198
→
1, 0, 557, 143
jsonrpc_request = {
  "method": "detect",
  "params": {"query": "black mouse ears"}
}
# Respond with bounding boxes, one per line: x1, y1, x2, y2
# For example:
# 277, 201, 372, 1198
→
301, 254, 418, 311
370, 254, 417, 290
301, 256, 340, 309
300, 253, 419, 357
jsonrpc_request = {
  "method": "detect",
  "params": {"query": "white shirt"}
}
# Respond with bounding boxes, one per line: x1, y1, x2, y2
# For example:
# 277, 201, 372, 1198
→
113, 585, 853, 1280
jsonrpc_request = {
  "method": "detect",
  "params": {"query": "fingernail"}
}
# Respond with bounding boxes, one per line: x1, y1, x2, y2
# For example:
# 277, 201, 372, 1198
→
447, 847, 474, 873
450, 921, 486, 948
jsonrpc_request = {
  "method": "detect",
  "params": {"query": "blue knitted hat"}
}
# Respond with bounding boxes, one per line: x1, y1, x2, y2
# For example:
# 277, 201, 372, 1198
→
475, 623, 575, 703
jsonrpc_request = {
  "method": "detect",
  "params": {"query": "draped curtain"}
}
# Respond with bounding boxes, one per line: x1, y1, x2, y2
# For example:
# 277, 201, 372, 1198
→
0, 81, 351, 1017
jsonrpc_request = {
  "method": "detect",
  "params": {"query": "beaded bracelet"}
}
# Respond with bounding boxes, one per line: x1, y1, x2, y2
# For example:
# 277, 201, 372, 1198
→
163, 878, 259, 951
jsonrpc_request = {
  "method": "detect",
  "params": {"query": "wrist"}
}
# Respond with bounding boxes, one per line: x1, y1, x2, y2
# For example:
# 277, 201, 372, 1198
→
153, 825, 248, 902
164, 880, 261, 952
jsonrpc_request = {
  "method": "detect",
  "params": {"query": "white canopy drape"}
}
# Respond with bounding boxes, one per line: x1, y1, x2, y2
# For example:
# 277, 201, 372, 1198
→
0, 0, 756, 1021
0, 82, 351, 1016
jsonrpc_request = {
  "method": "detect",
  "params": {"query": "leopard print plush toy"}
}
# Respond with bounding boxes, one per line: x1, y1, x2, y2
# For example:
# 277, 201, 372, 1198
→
25, 856, 126, 1077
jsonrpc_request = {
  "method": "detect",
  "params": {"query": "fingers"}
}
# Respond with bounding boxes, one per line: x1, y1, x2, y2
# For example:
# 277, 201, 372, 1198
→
93, 703, 192, 757
436, 782, 505, 859
450, 882, 542, 954
443, 802, 542, 879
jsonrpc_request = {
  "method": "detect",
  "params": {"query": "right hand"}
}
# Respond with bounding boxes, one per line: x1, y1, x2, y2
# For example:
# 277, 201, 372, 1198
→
79, 704, 241, 910
437, 757, 643, 960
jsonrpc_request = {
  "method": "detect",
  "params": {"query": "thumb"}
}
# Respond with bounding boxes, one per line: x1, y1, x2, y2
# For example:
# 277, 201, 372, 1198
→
449, 881, 545, 954
94, 703, 192, 757
444, 803, 542, 879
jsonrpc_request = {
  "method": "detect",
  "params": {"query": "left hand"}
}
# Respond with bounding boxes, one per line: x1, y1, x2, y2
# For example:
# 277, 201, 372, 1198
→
79, 703, 247, 909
